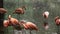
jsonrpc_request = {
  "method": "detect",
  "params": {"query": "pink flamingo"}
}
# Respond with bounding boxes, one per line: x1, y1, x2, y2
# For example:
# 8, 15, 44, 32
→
0, 8, 7, 14
43, 11, 49, 19
3, 15, 24, 34
42, 11, 49, 30
55, 16, 60, 26
55, 16, 60, 34
13, 6, 26, 20
20, 20, 38, 34
13, 6, 26, 14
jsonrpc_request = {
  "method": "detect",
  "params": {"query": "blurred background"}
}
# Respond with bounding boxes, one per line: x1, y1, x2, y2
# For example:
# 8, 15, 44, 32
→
3, 0, 60, 34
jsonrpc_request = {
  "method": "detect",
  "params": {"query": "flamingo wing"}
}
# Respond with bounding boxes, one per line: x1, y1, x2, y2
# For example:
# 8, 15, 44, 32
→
10, 18, 19, 25
26, 22, 38, 30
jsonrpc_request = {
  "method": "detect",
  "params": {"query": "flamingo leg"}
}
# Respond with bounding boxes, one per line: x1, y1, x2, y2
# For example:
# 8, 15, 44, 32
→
21, 29, 26, 34
57, 25, 59, 34
17, 14, 21, 20
24, 30, 26, 34
24, 29, 26, 34
13, 27, 15, 34
14, 30, 18, 34
21, 30, 23, 34
6, 27, 8, 34
30, 30, 32, 34
36, 31, 37, 34
18, 30, 23, 34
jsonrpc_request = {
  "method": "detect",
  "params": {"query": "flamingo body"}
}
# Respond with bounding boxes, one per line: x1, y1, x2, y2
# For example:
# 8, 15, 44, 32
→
43, 11, 49, 18
0, 8, 7, 14
3, 20, 9, 27
55, 16, 60, 26
8, 15, 19, 25
20, 21, 38, 31
13, 6, 26, 14
55, 19, 60, 25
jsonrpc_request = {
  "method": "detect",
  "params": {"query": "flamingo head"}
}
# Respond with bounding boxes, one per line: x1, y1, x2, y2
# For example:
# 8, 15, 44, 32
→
8, 15, 11, 20
21, 5, 26, 10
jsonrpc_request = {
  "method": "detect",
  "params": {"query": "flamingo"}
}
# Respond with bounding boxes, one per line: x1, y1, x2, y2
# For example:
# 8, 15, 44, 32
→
55, 16, 60, 26
0, 8, 7, 14
13, 6, 26, 14
42, 11, 49, 31
20, 20, 38, 34
8, 15, 24, 30
3, 17, 19, 28
13, 6, 26, 20
3, 20, 9, 27
43, 11, 49, 19
8, 15, 19, 25
55, 16, 60, 34
3, 15, 24, 34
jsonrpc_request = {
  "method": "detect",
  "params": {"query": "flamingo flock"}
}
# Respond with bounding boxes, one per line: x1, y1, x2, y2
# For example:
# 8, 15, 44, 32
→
3, 15, 24, 30
3, 15, 38, 34
0, 7, 59, 34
